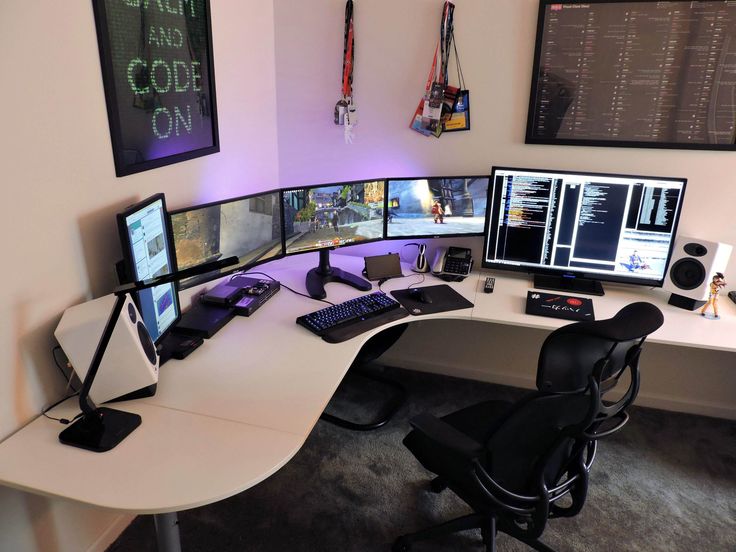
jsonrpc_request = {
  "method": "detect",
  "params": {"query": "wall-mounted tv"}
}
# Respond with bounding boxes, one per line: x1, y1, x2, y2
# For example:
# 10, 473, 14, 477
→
526, 0, 736, 150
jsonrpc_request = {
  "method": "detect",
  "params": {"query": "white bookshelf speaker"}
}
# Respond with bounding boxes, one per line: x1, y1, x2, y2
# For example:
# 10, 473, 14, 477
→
663, 237, 732, 310
55, 294, 159, 404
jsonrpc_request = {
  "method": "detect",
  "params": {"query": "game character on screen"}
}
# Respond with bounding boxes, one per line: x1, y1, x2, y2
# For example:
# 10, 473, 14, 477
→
700, 272, 727, 319
628, 250, 650, 271
332, 211, 340, 233
432, 200, 444, 224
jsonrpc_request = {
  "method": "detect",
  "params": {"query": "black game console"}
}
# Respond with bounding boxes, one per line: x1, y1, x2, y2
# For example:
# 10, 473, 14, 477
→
228, 276, 280, 316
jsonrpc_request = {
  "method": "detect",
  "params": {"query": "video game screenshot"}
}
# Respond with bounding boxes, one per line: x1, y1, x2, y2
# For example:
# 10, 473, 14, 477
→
283, 181, 385, 254
171, 192, 283, 278
386, 177, 489, 237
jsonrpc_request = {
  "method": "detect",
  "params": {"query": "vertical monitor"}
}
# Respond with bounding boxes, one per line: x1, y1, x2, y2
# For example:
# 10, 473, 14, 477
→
385, 176, 490, 238
483, 167, 686, 288
282, 180, 385, 255
170, 190, 283, 288
117, 194, 179, 344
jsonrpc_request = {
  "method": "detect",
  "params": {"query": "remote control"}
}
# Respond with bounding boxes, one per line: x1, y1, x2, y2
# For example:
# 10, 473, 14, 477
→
484, 277, 495, 293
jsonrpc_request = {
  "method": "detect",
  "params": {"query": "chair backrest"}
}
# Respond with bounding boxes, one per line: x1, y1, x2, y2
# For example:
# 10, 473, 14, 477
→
536, 302, 663, 423
486, 302, 663, 495
484, 391, 596, 494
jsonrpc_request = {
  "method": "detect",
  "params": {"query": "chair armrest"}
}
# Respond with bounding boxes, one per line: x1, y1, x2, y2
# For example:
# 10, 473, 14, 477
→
410, 413, 483, 461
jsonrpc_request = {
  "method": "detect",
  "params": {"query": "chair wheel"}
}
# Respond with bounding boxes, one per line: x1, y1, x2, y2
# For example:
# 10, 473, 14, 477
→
392, 536, 412, 551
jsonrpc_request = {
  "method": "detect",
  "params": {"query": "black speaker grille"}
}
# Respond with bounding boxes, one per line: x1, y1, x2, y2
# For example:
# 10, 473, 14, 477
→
683, 242, 708, 257
127, 303, 137, 324
669, 258, 706, 290
136, 322, 158, 365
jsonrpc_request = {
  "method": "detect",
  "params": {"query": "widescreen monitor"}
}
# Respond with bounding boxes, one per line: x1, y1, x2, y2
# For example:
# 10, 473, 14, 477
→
117, 194, 180, 344
385, 176, 489, 239
170, 190, 283, 288
282, 180, 385, 255
483, 167, 686, 294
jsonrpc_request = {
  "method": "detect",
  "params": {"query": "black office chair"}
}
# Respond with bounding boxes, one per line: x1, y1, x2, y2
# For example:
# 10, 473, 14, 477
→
320, 323, 409, 431
393, 302, 664, 551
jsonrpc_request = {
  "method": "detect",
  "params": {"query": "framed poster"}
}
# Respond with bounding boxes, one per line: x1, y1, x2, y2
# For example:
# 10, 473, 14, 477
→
92, 0, 219, 176
526, 0, 736, 151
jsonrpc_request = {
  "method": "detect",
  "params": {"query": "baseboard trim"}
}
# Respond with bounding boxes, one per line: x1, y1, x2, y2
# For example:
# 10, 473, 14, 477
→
383, 354, 736, 421
87, 513, 135, 552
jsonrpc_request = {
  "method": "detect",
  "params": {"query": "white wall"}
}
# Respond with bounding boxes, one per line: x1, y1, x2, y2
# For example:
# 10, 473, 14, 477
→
1, 1, 735, 550
272, 0, 736, 419
0, 1, 278, 550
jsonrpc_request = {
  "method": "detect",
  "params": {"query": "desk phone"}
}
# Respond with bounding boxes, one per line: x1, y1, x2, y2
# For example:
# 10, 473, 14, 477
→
431, 247, 474, 282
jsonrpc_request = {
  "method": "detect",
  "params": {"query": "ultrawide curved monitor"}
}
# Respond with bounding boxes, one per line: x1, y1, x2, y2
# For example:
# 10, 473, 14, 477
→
282, 180, 385, 255
384, 176, 490, 239
170, 190, 283, 288
482, 167, 686, 288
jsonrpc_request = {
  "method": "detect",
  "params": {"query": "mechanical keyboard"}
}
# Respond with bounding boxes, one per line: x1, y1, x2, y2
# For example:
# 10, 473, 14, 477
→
296, 292, 407, 342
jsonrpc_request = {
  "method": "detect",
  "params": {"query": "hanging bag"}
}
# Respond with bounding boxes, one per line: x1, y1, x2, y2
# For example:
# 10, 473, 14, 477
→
410, 42, 441, 136
442, 38, 470, 132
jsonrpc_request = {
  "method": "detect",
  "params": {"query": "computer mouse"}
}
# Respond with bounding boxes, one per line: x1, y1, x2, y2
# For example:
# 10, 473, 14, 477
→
408, 288, 432, 304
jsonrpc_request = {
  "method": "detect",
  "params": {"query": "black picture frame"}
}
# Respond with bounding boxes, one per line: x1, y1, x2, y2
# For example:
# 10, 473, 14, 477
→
92, 0, 220, 177
525, 0, 736, 151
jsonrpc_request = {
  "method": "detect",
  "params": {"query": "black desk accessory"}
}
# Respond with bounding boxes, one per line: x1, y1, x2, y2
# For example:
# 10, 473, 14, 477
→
174, 302, 236, 339
729, 290, 736, 305
229, 275, 280, 316
157, 333, 204, 363
59, 256, 238, 453
525, 291, 595, 321
391, 284, 474, 316
363, 253, 403, 281
201, 280, 247, 306
322, 308, 409, 344
306, 249, 372, 300
484, 277, 495, 293
296, 292, 408, 343
534, 273, 605, 296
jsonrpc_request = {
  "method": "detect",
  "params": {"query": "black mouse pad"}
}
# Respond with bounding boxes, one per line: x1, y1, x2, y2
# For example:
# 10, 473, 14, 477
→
391, 284, 474, 316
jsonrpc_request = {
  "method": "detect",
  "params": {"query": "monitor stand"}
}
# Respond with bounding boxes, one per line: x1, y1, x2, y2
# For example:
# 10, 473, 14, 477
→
306, 249, 372, 300
534, 273, 605, 296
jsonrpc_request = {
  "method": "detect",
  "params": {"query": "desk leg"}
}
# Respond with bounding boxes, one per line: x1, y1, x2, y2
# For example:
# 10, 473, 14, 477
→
154, 512, 182, 552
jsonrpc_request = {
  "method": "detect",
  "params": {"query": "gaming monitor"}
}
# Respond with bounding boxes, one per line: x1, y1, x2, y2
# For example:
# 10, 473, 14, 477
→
117, 194, 180, 344
281, 180, 385, 298
282, 180, 385, 255
483, 167, 686, 294
170, 190, 283, 288
385, 176, 490, 238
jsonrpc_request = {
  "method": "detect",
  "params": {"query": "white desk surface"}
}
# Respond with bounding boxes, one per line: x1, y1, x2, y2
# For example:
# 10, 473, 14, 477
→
0, 252, 733, 514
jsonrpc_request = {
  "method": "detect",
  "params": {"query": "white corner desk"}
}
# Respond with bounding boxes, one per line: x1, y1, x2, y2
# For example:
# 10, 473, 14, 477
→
0, 253, 733, 551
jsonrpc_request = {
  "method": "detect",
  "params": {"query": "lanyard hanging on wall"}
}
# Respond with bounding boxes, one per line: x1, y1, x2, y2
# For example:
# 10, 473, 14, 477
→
335, 0, 358, 143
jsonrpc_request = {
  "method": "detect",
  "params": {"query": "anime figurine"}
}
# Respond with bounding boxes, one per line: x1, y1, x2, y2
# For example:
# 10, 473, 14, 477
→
700, 272, 727, 319
431, 200, 444, 224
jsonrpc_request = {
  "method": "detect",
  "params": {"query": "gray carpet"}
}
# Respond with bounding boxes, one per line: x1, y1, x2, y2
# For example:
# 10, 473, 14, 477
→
107, 367, 736, 552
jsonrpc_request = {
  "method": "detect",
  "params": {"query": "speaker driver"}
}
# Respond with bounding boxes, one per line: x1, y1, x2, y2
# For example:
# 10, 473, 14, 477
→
683, 242, 708, 257
137, 321, 158, 365
127, 302, 137, 323
669, 258, 706, 290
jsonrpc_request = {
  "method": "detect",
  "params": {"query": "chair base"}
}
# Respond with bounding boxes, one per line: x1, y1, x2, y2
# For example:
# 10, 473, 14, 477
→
393, 513, 557, 552
320, 365, 406, 431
